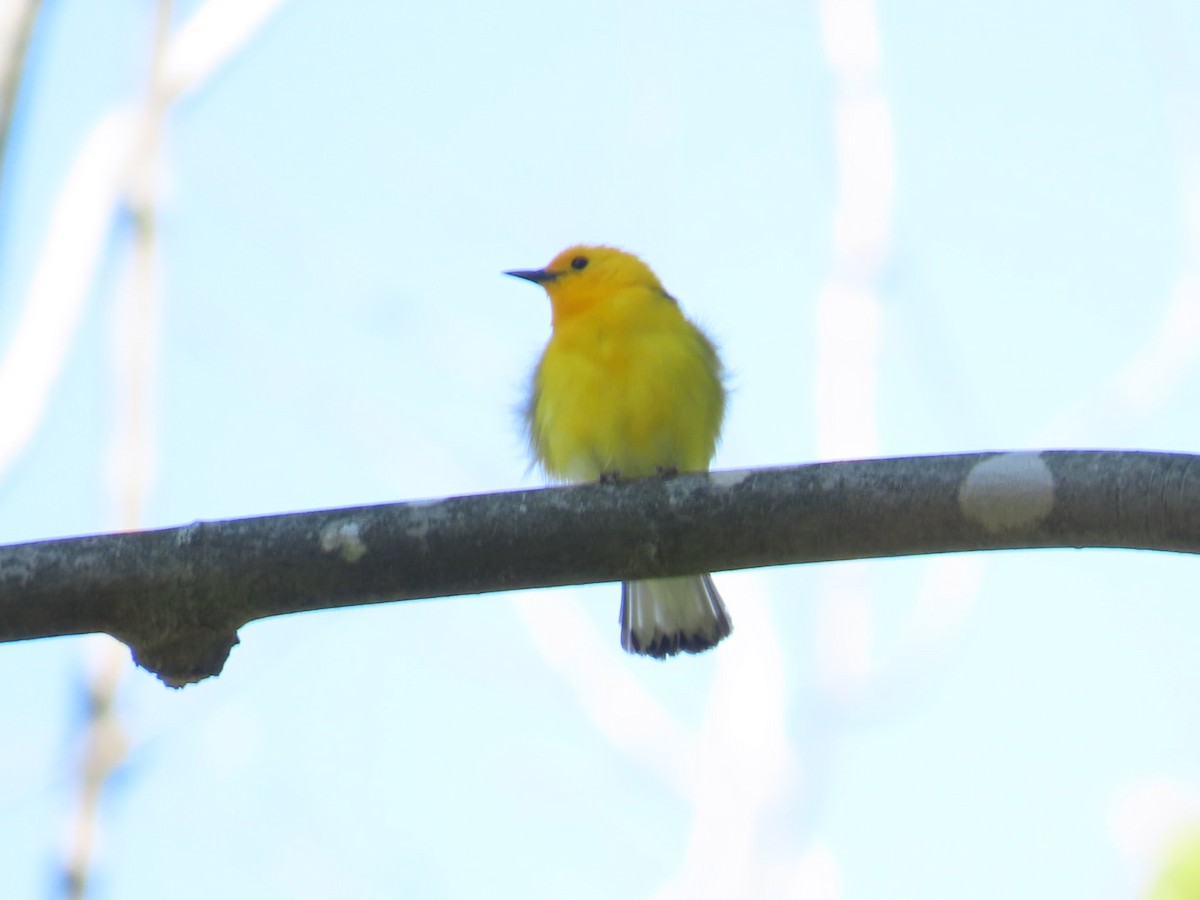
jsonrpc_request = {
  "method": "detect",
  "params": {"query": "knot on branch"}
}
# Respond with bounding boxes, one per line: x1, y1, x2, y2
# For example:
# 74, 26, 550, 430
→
121, 624, 240, 688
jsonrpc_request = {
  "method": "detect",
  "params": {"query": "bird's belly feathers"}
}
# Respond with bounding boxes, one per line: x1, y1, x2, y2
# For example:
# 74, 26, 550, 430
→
529, 319, 723, 482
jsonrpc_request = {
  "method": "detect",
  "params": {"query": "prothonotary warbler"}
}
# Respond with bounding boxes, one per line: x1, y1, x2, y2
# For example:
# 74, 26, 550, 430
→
506, 245, 732, 657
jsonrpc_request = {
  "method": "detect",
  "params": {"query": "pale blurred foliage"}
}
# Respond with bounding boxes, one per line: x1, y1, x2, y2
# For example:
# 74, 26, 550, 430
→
0, 2, 287, 895
1148, 826, 1200, 900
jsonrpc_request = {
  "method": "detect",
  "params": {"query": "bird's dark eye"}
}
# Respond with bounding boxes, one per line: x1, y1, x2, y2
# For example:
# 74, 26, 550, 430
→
570, 255, 589, 270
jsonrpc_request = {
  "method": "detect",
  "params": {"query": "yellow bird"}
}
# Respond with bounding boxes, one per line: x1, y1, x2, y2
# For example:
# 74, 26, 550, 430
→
506, 245, 732, 657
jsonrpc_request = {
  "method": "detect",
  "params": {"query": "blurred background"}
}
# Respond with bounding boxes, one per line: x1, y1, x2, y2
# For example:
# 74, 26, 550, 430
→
1, 0, 1199, 897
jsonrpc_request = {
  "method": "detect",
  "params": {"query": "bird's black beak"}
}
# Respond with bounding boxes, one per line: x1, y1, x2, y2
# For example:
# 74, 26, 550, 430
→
504, 268, 559, 284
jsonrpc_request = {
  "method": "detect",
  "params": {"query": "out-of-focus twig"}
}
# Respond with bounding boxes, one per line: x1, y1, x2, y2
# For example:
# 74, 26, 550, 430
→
0, 0, 42, 213
111, 0, 172, 531
0, 0, 289, 892
0, 0, 288, 491
60, 0, 174, 892
60, 644, 128, 900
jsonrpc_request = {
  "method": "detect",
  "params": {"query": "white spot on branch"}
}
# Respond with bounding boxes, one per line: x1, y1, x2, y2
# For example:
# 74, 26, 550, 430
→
958, 452, 1055, 533
319, 520, 367, 563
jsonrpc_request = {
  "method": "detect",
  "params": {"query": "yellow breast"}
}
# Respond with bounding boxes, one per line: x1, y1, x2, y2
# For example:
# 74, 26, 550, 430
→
527, 285, 725, 482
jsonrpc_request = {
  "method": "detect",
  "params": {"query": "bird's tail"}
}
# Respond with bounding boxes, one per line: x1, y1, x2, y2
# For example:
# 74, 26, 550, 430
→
620, 574, 732, 658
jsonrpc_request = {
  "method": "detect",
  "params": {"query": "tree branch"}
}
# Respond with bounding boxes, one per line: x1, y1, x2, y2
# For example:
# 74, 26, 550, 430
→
2, 450, 1198, 686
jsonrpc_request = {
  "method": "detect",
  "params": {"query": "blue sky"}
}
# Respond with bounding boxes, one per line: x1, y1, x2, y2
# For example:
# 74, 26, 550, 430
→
1, 1, 1199, 897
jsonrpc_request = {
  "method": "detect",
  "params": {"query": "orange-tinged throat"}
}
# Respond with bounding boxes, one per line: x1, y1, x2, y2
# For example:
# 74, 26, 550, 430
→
544, 281, 611, 327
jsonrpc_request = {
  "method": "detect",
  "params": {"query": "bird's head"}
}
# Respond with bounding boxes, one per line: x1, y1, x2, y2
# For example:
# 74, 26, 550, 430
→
506, 245, 666, 324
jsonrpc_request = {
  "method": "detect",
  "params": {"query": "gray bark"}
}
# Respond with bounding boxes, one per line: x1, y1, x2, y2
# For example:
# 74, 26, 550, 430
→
1, 450, 1197, 685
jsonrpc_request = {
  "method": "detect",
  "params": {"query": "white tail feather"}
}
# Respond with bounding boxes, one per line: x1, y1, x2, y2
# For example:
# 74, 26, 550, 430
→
620, 574, 731, 658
